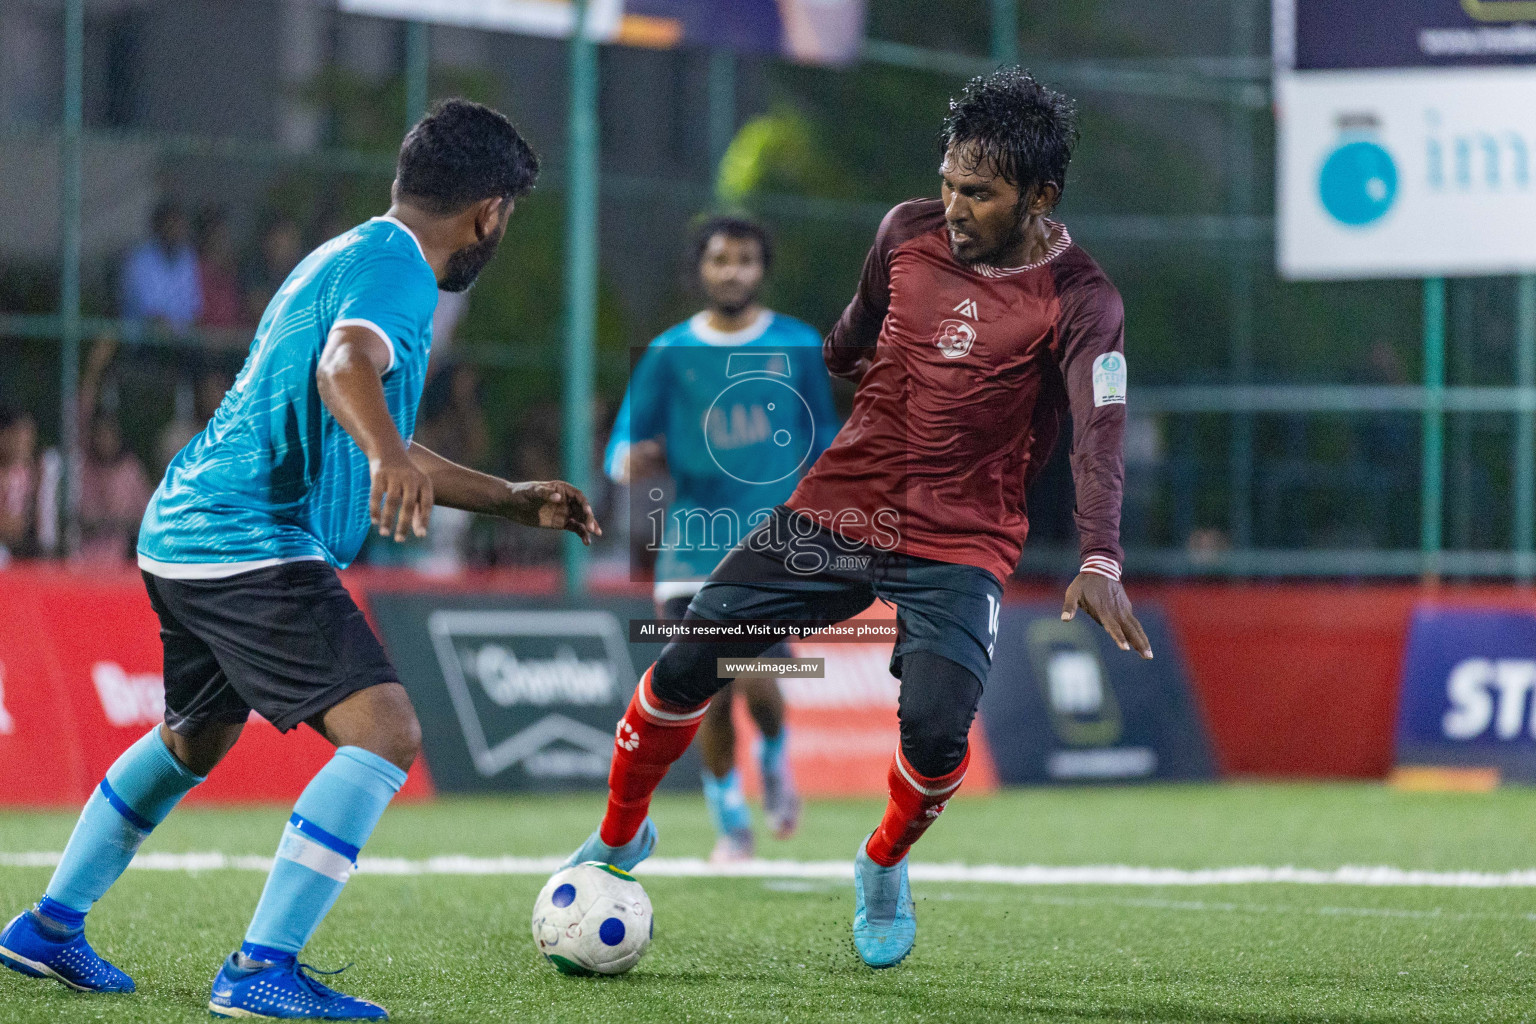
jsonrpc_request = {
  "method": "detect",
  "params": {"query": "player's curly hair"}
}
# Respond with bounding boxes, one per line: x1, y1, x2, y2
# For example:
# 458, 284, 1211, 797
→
396, 99, 540, 215
689, 214, 774, 272
939, 67, 1079, 203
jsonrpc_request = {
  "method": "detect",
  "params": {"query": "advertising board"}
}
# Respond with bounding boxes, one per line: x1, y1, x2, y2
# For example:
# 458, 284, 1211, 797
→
979, 603, 1214, 784
1396, 605, 1536, 780
1275, 0, 1536, 279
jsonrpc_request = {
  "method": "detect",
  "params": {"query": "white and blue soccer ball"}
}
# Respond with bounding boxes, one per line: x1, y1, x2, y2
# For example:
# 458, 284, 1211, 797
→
531, 861, 653, 976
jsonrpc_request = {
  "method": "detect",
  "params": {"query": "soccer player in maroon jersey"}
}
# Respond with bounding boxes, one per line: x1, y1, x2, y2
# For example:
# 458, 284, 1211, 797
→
566, 67, 1153, 968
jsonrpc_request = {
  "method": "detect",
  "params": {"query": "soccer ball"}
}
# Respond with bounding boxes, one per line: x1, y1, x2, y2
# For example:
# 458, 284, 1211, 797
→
530, 861, 653, 976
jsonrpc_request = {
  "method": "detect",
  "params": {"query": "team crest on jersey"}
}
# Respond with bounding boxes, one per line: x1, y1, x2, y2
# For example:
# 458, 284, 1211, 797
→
934, 318, 977, 359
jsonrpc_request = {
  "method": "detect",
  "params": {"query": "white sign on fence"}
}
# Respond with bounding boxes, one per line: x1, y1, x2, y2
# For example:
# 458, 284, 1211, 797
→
1275, 0, 1536, 280
1277, 67, 1536, 280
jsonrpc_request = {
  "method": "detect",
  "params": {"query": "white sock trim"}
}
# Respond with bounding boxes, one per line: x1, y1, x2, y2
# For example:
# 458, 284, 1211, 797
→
275, 826, 353, 884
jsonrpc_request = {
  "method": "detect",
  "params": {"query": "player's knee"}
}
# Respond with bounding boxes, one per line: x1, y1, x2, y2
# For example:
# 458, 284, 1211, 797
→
652, 642, 729, 708
370, 705, 421, 772
899, 717, 969, 778
327, 685, 421, 772
161, 721, 244, 777
702, 683, 735, 725
895, 651, 982, 778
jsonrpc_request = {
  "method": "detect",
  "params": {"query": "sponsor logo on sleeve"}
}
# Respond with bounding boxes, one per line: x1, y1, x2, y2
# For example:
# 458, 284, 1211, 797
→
1092, 352, 1127, 407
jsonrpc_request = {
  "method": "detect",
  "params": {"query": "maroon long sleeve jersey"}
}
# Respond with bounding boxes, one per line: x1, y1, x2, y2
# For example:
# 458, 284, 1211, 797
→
785, 198, 1128, 586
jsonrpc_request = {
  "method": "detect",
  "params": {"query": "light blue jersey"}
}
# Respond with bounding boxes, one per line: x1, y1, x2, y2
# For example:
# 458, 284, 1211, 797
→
138, 216, 438, 577
607, 310, 840, 591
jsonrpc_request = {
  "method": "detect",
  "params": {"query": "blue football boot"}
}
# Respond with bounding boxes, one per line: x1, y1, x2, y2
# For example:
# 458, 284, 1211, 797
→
852, 836, 916, 969
0, 909, 135, 993
208, 954, 387, 1020
562, 817, 657, 872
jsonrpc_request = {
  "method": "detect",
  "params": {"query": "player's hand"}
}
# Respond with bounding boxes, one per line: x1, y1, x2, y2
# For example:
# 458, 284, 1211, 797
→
1061, 572, 1153, 659
369, 452, 434, 542
505, 480, 602, 545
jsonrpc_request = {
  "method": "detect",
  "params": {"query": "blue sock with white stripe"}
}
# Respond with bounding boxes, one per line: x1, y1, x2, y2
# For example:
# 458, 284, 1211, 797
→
701, 769, 752, 837
241, 747, 407, 962
41, 727, 205, 923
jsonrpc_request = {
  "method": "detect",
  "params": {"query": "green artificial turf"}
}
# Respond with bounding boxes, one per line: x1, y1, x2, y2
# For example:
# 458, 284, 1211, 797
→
1, 785, 1534, 1023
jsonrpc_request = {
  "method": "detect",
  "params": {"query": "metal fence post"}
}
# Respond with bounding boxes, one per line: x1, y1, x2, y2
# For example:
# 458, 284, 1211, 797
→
991, 0, 1019, 65
405, 20, 429, 130
1226, 0, 1257, 553
562, 0, 599, 597
1421, 278, 1446, 580
58, 0, 84, 557
707, 49, 735, 198
1516, 275, 1536, 584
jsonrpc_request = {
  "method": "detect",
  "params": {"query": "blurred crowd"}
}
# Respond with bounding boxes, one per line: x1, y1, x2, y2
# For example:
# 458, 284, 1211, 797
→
119, 200, 312, 343
0, 195, 622, 576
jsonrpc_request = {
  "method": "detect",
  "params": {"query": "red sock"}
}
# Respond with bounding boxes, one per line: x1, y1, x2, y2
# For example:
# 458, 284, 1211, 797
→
599, 665, 710, 847
864, 746, 970, 867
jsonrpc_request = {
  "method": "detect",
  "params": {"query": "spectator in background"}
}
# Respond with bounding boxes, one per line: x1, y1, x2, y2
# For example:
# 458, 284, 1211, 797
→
120, 200, 202, 335
193, 207, 242, 333
0, 405, 38, 562
156, 365, 234, 474
415, 362, 489, 469
75, 337, 151, 565
389, 363, 490, 575
241, 213, 303, 324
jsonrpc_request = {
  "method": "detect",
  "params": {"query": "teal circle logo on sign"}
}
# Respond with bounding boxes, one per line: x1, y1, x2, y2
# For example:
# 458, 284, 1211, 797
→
1318, 140, 1398, 227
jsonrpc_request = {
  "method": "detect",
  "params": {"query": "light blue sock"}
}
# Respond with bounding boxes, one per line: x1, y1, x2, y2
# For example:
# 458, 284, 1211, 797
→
242, 747, 407, 960
43, 727, 204, 916
701, 769, 752, 837
759, 730, 788, 780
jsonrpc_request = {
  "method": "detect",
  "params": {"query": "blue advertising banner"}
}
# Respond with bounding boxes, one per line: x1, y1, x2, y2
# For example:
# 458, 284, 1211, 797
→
1396, 606, 1536, 779
1280, 0, 1536, 71
978, 604, 1215, 785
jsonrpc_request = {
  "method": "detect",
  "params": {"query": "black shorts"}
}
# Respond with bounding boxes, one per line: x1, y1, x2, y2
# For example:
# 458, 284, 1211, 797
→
142, 561, 399, 734
659, 595, 792, 663
687, 506, 1003, 686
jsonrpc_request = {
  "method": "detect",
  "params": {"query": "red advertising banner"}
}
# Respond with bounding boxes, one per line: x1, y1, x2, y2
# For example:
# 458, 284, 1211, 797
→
0, 565, 431, 807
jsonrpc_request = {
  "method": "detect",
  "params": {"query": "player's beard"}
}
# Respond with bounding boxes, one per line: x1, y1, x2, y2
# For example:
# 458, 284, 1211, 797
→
707, 284, 760, 319
949, 200, 1030, 267
711, 294, 757, 318
440, 227, 505, 293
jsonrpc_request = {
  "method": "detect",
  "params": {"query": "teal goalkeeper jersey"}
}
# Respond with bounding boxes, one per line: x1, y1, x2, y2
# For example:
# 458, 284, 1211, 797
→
606, 310, 840, 587
138, 216, 437, 577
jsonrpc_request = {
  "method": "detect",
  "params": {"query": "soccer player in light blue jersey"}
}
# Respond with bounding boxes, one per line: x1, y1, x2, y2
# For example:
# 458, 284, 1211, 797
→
0, 100, 599, 1020
606, 216, 839, 862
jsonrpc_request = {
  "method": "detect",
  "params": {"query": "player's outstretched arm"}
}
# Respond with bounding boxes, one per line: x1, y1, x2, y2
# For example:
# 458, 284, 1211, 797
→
317, 324, 434, 543
1061, 572, 1153, 659
406, 442, 601, 546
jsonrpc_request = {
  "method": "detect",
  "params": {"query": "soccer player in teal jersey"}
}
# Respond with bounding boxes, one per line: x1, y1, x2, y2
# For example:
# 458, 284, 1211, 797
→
0, 100, 599, 1020
606, 216, 839, 862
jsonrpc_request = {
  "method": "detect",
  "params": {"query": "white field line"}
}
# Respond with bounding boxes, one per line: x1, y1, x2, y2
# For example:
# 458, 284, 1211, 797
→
2, 851, 1536, 888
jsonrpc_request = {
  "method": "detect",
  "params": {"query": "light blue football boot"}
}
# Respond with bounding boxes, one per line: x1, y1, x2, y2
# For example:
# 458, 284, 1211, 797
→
562, 817, 658, 872
852, 836, 916, 969
0, 909, 135, 993
208, 953, 387, 1020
